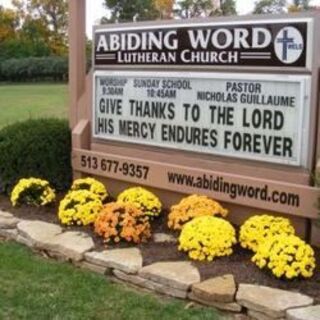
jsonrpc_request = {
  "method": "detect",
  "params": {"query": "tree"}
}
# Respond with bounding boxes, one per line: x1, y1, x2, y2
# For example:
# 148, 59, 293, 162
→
12, 0, 68, 55
220, 0, 237, 15
288, 0, 311, 12
0, 6, 19, 43
102, 0, 158, 23
19, 16, 51, 55
153, 0, 174, 19
213, 0, 237, 16
175, 0, 214, 18
253, 0, 287, 14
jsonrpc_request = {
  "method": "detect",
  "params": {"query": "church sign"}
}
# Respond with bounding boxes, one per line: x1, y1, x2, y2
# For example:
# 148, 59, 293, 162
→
93, 71, 310, 166
70, 13, 320, 225
94, 19, 312, 69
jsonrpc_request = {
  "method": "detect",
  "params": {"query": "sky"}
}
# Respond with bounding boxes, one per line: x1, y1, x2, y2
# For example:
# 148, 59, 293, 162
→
1, 0, 320, 37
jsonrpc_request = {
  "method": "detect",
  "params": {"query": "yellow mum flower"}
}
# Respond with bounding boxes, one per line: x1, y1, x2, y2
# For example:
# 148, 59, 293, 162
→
252, 234, 316, 279
239, 214, 295, 252
10, 178, 56, 207
71, 177, 108, 201
117, 187, 162, 218
179, 216, 236, 262
58, 190, 103, 226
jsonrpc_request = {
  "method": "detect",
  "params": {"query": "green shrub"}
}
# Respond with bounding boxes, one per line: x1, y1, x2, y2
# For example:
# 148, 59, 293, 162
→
0, 119, 72, 194
1, 56, 68, 82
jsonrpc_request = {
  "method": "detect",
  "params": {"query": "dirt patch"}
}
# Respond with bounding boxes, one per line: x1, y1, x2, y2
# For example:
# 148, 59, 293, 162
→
1, 194, 319, 303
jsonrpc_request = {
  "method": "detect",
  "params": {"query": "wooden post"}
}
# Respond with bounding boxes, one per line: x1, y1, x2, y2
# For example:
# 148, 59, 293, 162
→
68, 0, 86, 129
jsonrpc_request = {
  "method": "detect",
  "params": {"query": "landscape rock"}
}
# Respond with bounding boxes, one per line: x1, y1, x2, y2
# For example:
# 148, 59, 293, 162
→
85, 248, 143, 274
153, 233, 177, 244
0, 211, 20, 229
248, 309, 285, 320
16, 234, 34, 247
78, 261, 110, 275
232, 315, 251, 320
113, 269, 188, 298
236, 284, 313, 318
17, 220, 62, 249
48, 231, 95, 261
0, 211, 13, 218
139, 261, 200, 291
286, 305, 320, 320
0, 228, 18, 240
188, 292, 242, 312
192, 274, 236, 303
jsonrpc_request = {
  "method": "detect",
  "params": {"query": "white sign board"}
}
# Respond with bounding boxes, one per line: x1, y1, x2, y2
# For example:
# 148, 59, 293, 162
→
93, 71, 310, 166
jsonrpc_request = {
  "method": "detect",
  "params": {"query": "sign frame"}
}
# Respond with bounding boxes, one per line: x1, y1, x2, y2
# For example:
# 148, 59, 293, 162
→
69, 3, 320, 245
92, 70, 312, 167
72, 147, 319, 219
93, 16, 315, 72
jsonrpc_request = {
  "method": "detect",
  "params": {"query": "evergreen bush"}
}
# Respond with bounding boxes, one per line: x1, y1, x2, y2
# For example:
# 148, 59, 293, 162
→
1, 56, 68, 82
0, 118, 72, 194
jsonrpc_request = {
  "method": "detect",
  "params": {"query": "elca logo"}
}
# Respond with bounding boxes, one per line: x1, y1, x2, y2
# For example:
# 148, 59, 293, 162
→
274, 27, 304, 64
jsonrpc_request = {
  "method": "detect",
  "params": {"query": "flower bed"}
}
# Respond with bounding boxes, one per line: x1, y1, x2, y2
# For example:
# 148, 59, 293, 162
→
0, 193, 319, 304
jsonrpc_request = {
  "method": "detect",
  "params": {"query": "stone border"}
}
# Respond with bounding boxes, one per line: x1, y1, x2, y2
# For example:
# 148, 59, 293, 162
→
0, 210, 319, 320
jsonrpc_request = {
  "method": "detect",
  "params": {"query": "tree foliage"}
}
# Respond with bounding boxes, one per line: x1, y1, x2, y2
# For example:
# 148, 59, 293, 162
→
219, 0, 237, 16
102, 0, 158, 23
175, 0, 214, 18
153, 0, 174, 19
253, 0, 287, 14
0, 5, 51, 60
174, 0, 236, 18
288, 0, 312, 12
0, 6, 20, 43
10, 0, 68, 55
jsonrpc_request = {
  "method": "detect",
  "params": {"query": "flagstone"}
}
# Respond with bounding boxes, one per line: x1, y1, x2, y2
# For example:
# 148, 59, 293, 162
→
48, 231, 95, 262
85, 248, 143, 274
192, 274, 236, 303
286, 305, 320, 320
0, 211, 20, 229
188, 292, 242, 312
236, 284, 313, 318
113, 269, 188, 299
17, 220, 62, 249
139, 261, 200, 291
0, 228, 18, 240
153, 233, 177, 244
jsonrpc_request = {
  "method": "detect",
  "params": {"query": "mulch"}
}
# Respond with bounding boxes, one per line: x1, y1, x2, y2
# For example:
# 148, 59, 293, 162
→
1, 194, 320, 303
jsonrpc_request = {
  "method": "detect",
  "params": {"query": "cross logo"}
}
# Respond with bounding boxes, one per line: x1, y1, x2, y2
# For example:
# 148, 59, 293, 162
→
274, 27, 304, 64
276, 29, 294, 61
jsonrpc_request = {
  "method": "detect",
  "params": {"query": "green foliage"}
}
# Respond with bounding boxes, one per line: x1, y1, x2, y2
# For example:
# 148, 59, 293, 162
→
174, 0, 237, 18
0, 56, 68, 82
0, 1, 68, 58
0, 118, 72, 194
289, 0, 313, 12
219, 0, 237, 15
175, 0, 214, 18
253, 0, 287, 14
0, 6, 20, 43
0, 38, 51, 60
293, 0, 311, 10
102, 0, 158, 23
12, 0, 68, 55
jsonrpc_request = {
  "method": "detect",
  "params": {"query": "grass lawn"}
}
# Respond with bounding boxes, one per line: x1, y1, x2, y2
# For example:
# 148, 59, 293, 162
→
0, 241, 222, 320
0, 83, 67, 128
